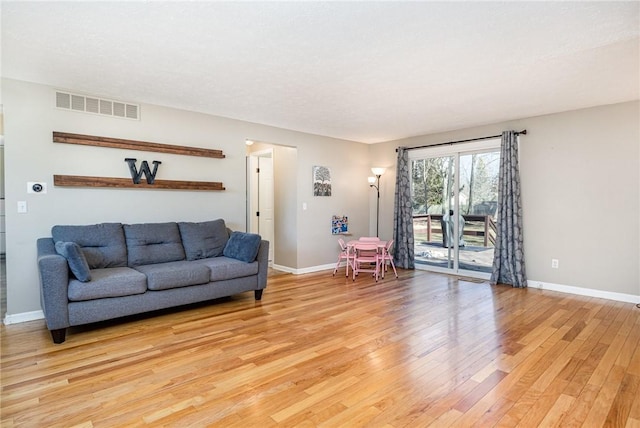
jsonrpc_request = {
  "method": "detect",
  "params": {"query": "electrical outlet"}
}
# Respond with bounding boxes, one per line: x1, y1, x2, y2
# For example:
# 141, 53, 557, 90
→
551, 259, 559, 269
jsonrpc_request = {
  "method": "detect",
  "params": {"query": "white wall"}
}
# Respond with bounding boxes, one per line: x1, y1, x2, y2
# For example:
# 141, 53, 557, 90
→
371, 101, 640, 298
295, 136, 371, 268
3, 78, 371, 317
273, 145, 298, 268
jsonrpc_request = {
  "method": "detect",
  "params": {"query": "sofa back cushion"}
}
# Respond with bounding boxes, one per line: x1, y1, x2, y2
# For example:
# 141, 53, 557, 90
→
124, 222, 185, 266
178, 219, 229, 261
52, 223, 127, 269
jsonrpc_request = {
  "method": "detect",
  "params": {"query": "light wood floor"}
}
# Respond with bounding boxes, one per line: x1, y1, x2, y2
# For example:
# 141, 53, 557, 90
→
2, 268, 639, 427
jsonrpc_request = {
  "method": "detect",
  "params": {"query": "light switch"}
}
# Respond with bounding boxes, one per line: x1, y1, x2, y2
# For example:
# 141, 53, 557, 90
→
302, 202, 307, 211
17, 201, 27, 213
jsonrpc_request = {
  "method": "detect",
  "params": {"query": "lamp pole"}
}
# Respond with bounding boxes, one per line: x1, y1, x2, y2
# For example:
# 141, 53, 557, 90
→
369, 174, 381, 237
369, 168, 385, 238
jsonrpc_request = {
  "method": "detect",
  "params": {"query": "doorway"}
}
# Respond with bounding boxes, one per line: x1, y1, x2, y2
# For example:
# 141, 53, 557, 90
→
247, 149, 275, 263
1, 112, 5, 317
410, 139, 500, 279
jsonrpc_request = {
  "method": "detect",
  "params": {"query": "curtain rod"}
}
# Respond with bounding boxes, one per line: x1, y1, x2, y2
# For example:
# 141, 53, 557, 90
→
396, 129, 527, 152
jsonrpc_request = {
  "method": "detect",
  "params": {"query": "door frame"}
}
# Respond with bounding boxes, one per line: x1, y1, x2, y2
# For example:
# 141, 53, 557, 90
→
246, 148, 275, 263
409, 138, 501, 279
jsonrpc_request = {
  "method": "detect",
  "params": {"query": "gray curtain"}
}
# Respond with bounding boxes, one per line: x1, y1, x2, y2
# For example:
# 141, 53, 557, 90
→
490, 131, 527, 287
393, 147, 414, 269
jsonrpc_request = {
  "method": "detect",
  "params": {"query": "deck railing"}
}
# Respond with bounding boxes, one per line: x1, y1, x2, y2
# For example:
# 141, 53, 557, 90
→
414, 214, 497, 247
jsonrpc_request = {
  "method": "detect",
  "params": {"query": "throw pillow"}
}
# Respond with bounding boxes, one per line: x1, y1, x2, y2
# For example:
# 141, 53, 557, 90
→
55, 241, 92, 282
223, 231, 261, 263
178, 219, 229, 261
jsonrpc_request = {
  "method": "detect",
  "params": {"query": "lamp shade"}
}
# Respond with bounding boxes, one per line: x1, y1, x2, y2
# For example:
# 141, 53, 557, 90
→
367, 176, 376, 184
371, 167, 386, 176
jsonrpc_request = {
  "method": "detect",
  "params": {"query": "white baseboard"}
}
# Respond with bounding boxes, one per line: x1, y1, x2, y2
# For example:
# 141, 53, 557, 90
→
3, 310, 44, 325
271, 264, 296, 274
272, 263, 336, 275
528, 280, 640, 304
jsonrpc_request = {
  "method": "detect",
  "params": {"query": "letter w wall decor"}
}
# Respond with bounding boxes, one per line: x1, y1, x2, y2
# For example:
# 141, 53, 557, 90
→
125, 158, 162, 184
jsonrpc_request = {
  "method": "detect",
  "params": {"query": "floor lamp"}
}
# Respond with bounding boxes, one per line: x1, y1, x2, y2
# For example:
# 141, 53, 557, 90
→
368, 167, 385, 237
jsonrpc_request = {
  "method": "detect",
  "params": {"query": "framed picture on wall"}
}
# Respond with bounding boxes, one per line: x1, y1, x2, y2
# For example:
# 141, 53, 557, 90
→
332, 215, 348, 235
313, 165, 331, 196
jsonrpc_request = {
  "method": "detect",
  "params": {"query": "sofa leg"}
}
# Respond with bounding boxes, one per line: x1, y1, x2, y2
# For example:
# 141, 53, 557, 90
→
254, 289, 263, 300
50, 328, 67, 344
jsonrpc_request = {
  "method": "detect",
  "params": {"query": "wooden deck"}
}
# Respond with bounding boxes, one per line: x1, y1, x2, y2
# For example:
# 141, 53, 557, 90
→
2, 269, 639, 426
414, 214, 497, 272
415, 242, 495, 273
414, 214, 497, 248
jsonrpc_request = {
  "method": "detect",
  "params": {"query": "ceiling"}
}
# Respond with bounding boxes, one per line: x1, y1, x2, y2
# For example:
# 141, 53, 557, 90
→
2, 1, 639, 144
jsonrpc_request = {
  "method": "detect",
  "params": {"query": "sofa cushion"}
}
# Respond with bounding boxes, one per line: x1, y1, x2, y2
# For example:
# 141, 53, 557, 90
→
193, 256, 259, 281
55, 241, 92, 282
133, 261, 210, 291
52, 223, 127, 269
124, 222, 186, 266
223, 232, 261, 263
68, 267, 147, 302
178, 219, 229, 261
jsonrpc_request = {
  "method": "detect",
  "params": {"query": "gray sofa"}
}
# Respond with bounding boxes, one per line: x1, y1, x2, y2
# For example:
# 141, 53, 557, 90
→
37, 219, 269, 343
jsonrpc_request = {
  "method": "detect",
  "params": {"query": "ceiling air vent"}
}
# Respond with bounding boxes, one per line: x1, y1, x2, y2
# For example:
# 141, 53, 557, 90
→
55, 91, 140, 120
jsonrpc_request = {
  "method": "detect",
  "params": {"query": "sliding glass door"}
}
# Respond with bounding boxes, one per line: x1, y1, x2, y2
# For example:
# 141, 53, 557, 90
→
410, 140, 500, 278
411, 155, 456, 270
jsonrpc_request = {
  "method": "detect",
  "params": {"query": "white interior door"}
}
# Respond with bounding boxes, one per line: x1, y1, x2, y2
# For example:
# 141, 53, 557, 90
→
247, 155, 259, 234
247, 149, 275, 263
0, 145, 5, 255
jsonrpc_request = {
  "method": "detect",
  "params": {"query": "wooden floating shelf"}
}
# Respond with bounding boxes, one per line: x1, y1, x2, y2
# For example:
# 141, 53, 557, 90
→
53, 132, 225, 159
54, 175, 225, 191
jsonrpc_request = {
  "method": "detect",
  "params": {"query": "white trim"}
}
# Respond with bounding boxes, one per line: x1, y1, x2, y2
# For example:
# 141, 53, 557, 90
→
414, 262, 491, 280
3, 310, 44, 325
271, 264, 296, 274
414, 263, 453, 275
272, 263, 336, 275
250, 148, 275, 157
528, 280, 640, 304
